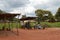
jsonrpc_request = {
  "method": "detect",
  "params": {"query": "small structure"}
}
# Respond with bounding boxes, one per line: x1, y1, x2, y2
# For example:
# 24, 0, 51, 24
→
20, 17, 36, 21
0, 13, 20, 35
20, 17, 37, 29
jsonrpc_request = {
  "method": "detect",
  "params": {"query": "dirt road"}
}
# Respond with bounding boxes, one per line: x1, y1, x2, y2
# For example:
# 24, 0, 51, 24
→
0, 28, 60, 40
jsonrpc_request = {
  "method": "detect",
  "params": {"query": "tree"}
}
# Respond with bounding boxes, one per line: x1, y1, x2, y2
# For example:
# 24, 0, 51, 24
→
0, 9, 6, 14
35, 9, 54, 23
35, 9, 44, 24
22, 15, 26, 18
47, 11, 53, 19
55, 8, 60, 22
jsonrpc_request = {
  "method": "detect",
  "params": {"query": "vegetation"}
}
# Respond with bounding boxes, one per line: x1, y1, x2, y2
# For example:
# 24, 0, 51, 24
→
55, 8, 60, 22
0, 22, 60, 29
0, 9, 6, 14
35, 9, 54, 23
40, 22, 60, 28
0, 7, 60, 29
0, 22, 21, 29
35, 8, 60, 28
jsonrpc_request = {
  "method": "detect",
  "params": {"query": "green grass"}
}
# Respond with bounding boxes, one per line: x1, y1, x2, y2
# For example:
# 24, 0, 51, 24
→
25, 22, 60, 28
30, 22, 60, 28
0, 22, 60, 29
0, 22, 21, 29
40, 22, 60, 28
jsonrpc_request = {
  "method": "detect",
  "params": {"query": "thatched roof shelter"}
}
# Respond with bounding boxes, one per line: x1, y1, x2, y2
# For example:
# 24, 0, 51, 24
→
0, 13, 20, 20
20, 17, 37, 21
0, 13, 20, 35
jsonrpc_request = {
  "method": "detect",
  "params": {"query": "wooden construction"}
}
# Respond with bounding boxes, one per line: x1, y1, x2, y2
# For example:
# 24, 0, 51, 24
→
0, 13, 20, 35
20, 17, 37, 21
20, 17, 37, 29
0, 13, 20, 19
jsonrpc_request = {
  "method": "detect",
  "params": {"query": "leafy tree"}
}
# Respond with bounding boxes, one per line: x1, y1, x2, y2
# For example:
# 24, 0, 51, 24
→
55, 8, 60, 22
35, 9, 54, 23
35, 9, 44, 24
0, 9, 6, 14
48, 11, 53, 19
22, 15, 26, 18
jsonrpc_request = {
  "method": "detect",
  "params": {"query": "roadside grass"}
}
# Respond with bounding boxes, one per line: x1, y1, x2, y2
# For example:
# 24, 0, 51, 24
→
0, 22, 60, 29
0, 22, 21, 29
40, 22, 60, 28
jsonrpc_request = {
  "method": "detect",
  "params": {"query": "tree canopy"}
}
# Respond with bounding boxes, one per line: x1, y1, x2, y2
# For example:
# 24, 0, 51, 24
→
55, 8, 60, 21
0, 9, 6, 14
35, 9, 54, 23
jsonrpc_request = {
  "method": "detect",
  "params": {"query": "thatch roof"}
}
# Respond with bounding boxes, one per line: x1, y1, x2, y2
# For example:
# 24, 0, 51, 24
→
0, 13, 20, 20
20, 17, 37, 21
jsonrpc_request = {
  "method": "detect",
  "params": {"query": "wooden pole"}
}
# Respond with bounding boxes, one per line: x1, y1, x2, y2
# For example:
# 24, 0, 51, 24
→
16, 15, 20, 35
8, 20, 11, 31
4, 15, 8, 36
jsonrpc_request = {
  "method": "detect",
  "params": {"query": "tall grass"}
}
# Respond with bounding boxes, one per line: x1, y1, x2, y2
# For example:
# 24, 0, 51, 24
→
40, 22, 60, 28
0, 22, 60, 29
0, 22, 21, 29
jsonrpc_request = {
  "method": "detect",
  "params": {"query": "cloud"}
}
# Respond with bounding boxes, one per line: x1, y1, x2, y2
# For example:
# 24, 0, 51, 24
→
31, 0, 60, 14
0, 0, 60, 16
5, 0, 29, 8
29, 0, 49, 6
0, 0, 30, 12
10, 4, 36, 15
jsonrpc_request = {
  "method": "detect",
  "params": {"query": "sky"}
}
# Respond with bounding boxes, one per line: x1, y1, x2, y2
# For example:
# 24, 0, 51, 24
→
0, 0, 60, 17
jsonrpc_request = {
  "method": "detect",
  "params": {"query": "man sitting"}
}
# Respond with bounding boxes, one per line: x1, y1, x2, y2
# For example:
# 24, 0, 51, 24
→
34, 24, 42, 29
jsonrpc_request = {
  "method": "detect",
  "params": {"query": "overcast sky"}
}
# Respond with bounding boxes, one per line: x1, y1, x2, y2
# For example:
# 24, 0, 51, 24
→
0, 0, 60, 16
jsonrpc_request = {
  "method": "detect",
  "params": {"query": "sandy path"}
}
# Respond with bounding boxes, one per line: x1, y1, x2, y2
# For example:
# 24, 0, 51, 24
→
0, 28, 60, 40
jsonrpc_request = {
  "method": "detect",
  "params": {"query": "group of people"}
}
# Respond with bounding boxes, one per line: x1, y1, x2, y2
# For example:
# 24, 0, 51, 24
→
21, 21, 45, 29
21, 21, 32, 29
34, 24, 42, 29
34, 24, 45, 29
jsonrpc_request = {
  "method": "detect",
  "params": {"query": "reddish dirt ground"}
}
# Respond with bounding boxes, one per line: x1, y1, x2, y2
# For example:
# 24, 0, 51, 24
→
0, 28, 60, 40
